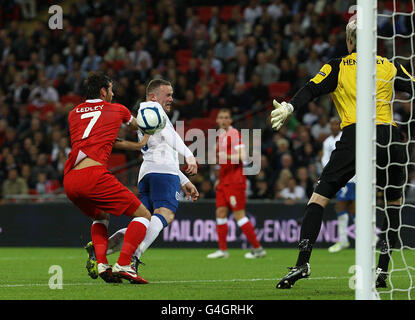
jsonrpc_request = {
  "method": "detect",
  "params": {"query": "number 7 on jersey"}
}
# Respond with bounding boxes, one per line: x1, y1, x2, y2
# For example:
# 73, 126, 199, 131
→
81, 111, 101, 139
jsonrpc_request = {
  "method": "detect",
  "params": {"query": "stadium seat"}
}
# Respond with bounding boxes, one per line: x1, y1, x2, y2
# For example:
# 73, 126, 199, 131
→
188, 118, 203, 130
268, 82, 291, 100
209, 108, 219, 119
27, 104, 38, 114
52, 78, 60, 88
384, 0, 398, 11
176, 50, 192, 65
93, 17, 103, 29
40, 104, 55, 120
177, 64, 189, 74
195, 84, 202, 97
219, 6, 240, 22
213, 74, 227, 95
60, 94, 82, 106
176, 49, 192, 75
215, 73, 227, 86
111, 60, 126, 72
198, 6, 212, 24
188, 118, 216, 133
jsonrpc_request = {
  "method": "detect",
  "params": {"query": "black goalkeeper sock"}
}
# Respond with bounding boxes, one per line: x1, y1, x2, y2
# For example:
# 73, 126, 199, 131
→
296, 203, 325, 267
377, 206, 400, 272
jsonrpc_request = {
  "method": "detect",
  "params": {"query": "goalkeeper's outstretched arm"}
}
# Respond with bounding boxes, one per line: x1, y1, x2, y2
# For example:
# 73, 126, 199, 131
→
290, 59, 339, 110
271, 59, 340, 131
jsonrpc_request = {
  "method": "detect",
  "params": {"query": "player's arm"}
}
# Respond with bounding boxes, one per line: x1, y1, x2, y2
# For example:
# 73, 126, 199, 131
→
394, 63, 415, 97
114, 135, 150, 151
271, 59, 340, 131
125, 116, 142, 132
178, 170, 199, 202
219, 144, 247, 163
119, 104, 144, 133
162, 125, 198, 175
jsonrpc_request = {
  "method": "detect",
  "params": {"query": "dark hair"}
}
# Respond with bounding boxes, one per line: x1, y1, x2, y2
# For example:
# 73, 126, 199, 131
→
84, 72, 112, 99
146, 78, 172, 98
217, 108, 232, 116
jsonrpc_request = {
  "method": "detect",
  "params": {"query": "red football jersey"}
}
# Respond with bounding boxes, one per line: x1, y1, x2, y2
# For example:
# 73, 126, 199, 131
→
217, 126, 246, 186
64, 99, 133, 175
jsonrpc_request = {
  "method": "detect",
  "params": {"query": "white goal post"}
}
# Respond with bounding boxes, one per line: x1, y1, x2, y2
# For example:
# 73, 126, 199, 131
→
355, 0, 378, 300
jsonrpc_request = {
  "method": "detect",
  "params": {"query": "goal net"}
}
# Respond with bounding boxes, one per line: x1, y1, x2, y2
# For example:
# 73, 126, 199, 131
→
375, 0, 415, 300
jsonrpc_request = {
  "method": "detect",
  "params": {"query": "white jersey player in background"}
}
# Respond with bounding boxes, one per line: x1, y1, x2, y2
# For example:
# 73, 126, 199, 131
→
321, 117, 355, 253
85, 79, 199, 278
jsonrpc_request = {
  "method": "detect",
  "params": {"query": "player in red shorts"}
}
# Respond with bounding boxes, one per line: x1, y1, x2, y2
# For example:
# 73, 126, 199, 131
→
63, 72, 151, 284
207, 109, 266, 259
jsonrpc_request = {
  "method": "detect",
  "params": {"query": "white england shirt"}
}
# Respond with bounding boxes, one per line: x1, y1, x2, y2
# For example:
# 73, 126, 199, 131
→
137, 101, 192, 186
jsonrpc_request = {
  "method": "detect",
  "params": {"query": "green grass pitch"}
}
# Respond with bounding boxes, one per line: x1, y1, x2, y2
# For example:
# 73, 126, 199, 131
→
0, 247, 414, 300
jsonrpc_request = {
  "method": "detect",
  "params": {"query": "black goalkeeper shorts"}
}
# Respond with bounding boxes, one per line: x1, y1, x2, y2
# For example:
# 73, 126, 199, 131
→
315, 123, 406, 201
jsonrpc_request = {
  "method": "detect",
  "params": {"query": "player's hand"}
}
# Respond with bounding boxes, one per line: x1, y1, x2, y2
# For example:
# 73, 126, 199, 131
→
185, 156, 198, 176
270, 100, 294, 131
182, 182, 199, 202
114, 138, 145, 151
137, 134, 150, 150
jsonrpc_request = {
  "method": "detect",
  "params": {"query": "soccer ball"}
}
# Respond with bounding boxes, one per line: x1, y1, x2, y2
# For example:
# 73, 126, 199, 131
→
136, 106, 166, 135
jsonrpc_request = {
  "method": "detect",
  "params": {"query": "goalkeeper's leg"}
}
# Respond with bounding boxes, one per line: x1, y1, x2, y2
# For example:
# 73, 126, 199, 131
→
376, 200, 401, 288
375, 126, 405, 288
276, 192, 330, 289
295, 194, 330, 267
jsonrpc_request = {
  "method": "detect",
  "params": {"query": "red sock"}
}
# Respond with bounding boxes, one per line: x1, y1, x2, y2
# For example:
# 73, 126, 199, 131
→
117, 217, 149, 266
216, 218, 228, 251
238, 217, 261, 249
91, 221, 108, 265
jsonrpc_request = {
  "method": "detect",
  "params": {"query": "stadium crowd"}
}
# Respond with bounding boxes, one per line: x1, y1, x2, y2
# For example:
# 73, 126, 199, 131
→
0, 0, 413, 204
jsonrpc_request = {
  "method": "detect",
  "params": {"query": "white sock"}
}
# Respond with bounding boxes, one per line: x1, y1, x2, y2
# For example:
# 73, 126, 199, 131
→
134, 215, 165, 259
338, 213, 349, 243
106, 228, 126, 255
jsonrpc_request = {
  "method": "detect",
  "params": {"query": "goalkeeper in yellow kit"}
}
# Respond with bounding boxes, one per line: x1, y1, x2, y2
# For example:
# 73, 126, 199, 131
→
271, 19, 414, 289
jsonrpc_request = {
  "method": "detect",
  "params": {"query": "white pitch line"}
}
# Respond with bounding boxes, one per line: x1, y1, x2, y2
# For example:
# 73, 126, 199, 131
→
0, 276, 353, 288
2, 274, 415, 288
0, 256, 80, 261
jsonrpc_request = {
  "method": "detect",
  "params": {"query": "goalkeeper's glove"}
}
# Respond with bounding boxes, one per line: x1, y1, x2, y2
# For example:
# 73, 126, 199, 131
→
270, 100, 294, 131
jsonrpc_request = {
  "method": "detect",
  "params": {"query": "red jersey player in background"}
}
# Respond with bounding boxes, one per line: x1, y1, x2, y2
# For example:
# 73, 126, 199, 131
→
63, 72, 151, 284
207, 109, 266, 259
